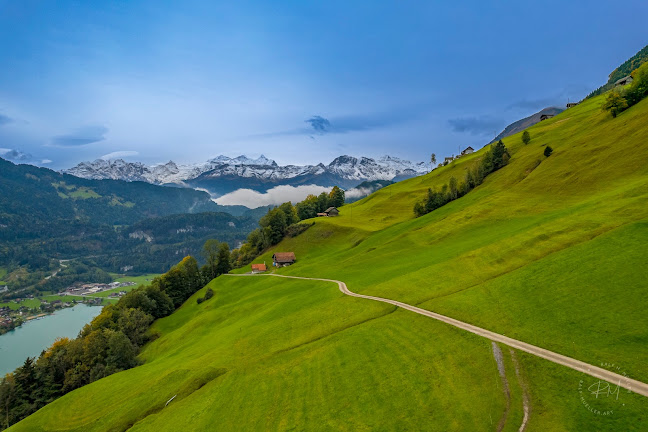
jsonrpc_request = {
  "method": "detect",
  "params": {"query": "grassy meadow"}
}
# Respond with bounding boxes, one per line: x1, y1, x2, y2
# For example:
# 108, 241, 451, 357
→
10, 94, 648, 430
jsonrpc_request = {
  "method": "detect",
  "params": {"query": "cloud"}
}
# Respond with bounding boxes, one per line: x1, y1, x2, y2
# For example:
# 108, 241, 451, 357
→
50, 125, 108, 147
41, 159, 53, 164
251, 106, 426, 140
214, 184, 332, 208
305, 116, 332, 134
101, 150, 139, 160
506, 97, 561, 111
0, 114, 12, 126
345, 187, 375, 199
0, 148, 32, 161
448, 116, 505, 136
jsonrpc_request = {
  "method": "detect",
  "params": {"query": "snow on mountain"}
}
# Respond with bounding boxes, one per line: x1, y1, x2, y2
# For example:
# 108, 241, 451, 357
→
63, 154, 427, 192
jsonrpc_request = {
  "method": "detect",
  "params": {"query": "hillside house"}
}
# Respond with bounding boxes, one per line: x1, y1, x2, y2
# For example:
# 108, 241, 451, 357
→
251, 263, 267, 273
317, 207, 339, 217
566, 102, 579, 108
615, 76, 633, 86
444, 156, 454, 164
273, 252, 296, 267
461, 146, 474, 156
540, 114, 555, 121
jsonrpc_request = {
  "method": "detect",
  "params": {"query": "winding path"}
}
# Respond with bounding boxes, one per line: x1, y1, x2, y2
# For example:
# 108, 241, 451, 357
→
225, 273, 648, 398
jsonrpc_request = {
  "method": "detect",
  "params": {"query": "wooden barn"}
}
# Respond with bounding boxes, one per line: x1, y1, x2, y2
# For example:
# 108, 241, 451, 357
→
273, 252, 296, 267
317, 207, 340, 217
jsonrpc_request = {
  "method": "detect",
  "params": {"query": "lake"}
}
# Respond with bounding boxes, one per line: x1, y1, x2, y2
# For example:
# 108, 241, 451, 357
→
0, 304, 103, 376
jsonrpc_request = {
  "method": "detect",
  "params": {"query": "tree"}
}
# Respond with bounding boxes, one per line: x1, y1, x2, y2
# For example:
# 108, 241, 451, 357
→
0, 375, 16, 429
117, 308, 154, 346
106, 330, 137, 370
544, 146, 553, 157
260, 208, 287, 245
430, 153, 436, 170
215, 243, 231, 275
317, 192, 330, 212
296, 195, 318, 220
491, 140, 510, 170
522, 130, 531, 145
201, 239, 220, 280
278, 202, 299, 226
328, 186, 345, 208
602, 91, 628, 117
448, 177, 459, 200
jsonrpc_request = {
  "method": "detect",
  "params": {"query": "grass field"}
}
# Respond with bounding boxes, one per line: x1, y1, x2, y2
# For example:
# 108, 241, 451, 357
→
10, 95, 648, 430
0, 267, 7, 285
0, 298, 41, 311
111, 273, 161, 286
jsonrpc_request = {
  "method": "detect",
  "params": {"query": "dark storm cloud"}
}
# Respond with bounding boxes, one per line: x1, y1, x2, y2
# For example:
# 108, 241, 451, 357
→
0, 149, 32, 161
448, 116, 505, 136
255, 106, 425, 140
51, 125, 108, 146
0, 114, 13, 126
305, 116, 331, 134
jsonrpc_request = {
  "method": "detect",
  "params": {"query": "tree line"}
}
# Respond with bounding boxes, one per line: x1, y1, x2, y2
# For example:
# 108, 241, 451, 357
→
414, 140, 510, 217
0, 252, 226, 430
231, 186, 345, 267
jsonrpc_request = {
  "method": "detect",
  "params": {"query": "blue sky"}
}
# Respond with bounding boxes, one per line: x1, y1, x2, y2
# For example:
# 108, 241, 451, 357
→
0, 0, 647, 169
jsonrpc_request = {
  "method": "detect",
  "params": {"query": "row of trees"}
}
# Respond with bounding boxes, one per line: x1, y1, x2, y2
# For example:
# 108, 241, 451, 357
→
602, 62, 648, 118
0, 254, 211, 430
414, 140, 510, 217
231, 186, 345, 267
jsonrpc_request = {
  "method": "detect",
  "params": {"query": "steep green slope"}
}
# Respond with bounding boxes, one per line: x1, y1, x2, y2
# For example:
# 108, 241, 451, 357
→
10, 94, 648, 431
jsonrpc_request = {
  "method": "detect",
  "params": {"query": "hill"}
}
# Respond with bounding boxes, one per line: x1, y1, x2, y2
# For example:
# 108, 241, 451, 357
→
0, 160, 254, 290
586, 43, 648, 99
8, 92, 648, 430
491, 106, 563, 143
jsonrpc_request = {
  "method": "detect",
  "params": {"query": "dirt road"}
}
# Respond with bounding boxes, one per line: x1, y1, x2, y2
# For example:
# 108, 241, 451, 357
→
226, 273, 648, 398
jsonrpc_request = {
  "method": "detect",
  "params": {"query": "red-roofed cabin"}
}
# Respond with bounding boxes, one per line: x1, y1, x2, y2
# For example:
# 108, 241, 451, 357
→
251, 263, 267, 273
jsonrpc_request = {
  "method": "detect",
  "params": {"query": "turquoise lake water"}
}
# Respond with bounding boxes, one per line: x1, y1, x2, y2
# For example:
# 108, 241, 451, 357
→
0, 304, 102, 376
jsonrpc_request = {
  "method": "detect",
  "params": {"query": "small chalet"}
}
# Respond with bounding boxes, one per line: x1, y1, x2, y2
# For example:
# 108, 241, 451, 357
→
540, 114, 555, 121
566, 102, 579, 108
317, 207, 339, 217
251, 263, 267, 273
444, 156, 454, 164
461, 146, 474, 156
615, 76, 633, 86
273, 252, 296, 267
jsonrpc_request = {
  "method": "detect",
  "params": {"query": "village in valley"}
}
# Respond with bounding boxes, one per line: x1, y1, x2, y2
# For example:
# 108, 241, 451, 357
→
0, 279, 139, 335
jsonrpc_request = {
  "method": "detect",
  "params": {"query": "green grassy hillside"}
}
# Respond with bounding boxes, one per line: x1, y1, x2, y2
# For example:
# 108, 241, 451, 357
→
10, 94, 648, 431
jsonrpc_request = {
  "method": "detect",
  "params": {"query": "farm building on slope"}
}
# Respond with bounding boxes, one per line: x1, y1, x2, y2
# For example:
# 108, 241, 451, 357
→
273, 252, 296, 267
251, 263, 267, 273
317, 207, 340, 217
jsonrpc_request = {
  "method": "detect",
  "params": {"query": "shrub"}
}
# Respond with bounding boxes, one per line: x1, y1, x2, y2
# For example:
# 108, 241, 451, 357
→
602, 91, 628, 118
197, 287, 214, 304
522, 130, 531, 145
544, 146, 553, 157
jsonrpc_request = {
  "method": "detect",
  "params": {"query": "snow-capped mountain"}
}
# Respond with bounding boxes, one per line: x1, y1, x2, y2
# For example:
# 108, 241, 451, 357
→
63, 154, 427, 196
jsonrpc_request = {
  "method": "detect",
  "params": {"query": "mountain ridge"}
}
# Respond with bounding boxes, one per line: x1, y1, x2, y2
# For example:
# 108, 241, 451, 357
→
63, 154, 428, 196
